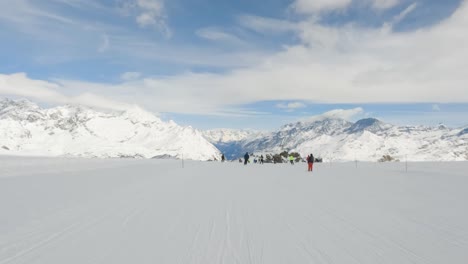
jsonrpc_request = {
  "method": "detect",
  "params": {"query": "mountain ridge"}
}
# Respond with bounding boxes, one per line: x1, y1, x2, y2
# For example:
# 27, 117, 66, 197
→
2, 98, 466, 162
203, 117, 468, 162
0, 98, 221, 161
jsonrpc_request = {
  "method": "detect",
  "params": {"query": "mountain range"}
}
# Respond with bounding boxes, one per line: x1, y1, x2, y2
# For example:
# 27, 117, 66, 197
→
0, 99, 220, 161
1, 98, 467, 162
202, 117, 468, 162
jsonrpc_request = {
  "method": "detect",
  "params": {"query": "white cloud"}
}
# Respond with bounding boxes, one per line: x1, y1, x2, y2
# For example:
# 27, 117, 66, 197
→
136, 12, 157, 26
0, 0, 126, 65
0, 0, 77, 35
291, 0, 401, 15
0, 0, 76, 25
2, 1, 468, 117
110, 36, 267, 68
0, 73, 66, 102
392, 3, 418, 25
371, 0, 400, 10
135, 0, 169, 37
0, 73, 131, 111
292, 0, 352, 14
238, 14, 298, 35
196, 28, 244, 45
136, 0, 163, 12
380, 3, 418, 32
49, 0, 105, 10
305, 108, 364, 122
119, 0, 170, 37
120, 72, 142, 81
277, 102, 307, 110
0, 0, 264, 70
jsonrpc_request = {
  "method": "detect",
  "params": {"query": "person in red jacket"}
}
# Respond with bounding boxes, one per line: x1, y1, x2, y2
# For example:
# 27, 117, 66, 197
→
307, 154, 314, 172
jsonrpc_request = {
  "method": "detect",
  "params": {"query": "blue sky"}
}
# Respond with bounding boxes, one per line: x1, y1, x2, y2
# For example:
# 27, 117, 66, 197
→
1, 0, 467, 130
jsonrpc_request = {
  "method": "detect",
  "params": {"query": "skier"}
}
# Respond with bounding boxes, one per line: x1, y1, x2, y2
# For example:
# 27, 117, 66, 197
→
244, 152, 250, 165
260, 155, 264, 164
289, 155, 294, 165
221, 154, 225, 162
307, 153, 314, 172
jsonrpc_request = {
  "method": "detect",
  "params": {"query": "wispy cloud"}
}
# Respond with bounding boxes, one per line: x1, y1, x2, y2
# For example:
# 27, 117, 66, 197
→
291, 0, 402, 15
107, 35, 267, 68
371, 0, 401, 10
0, 0, 76, 33
120, 72, 142, 81
304, 108, 365, 122
238, 14, 298, 35
49, 0, 106, 10
391, 3, 418, 25
0, 0, 262, 69
118, 0, 170, 37
292, 0, 352, 14
210, 109, 271, 118
276, 102, 307, 111
0, 0, 118, 64
1, 0, 468, 120
196, 27, 245, 45
0, 73, 131, 111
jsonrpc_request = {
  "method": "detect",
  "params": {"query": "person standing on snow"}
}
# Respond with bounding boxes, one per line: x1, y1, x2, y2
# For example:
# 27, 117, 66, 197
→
260, 155, 264, 164
307, 154, 314, 172
244, 152, 250, 165
289, 155, 294, 165
221, 154, 225, 162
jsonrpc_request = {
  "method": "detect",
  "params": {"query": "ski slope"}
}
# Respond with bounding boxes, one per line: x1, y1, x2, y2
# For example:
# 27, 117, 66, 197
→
1, 157, 467, 264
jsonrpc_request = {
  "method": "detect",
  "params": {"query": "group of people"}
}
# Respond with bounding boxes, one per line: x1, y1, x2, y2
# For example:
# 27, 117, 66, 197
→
223, 153, 264, 165
221, 152, 315, 172
241, 153, 264, 165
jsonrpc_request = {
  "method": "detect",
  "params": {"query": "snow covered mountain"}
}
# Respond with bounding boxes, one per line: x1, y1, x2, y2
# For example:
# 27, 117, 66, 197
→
0, 99, 221, 160
201, 129, 265, 160
205, 118, 468, 162
3, 98, 465, 162
202, 128, 264, 143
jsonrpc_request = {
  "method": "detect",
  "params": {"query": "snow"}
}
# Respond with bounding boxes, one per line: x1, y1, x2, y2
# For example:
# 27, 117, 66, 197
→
202, 129, 264, 143
0, 99, 220, 161
1, 157, 467, 263
218, 117, 468, 162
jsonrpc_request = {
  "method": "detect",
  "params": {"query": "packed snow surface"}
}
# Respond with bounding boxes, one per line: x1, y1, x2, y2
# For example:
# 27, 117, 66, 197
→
1, 157, 468, 264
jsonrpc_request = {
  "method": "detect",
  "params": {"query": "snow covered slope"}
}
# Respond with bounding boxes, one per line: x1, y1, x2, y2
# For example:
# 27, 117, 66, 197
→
1, 157, 467, 264
0, 99, 220, 160
207, 118, 468, 161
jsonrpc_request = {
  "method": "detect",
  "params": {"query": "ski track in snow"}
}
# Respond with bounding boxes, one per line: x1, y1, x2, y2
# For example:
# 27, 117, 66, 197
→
1, 157, 468, 264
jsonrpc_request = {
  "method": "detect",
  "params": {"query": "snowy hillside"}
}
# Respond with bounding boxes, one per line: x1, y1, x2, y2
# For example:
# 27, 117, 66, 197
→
201, 129, 265, 159
207, 118, 468, 161
202, 128, 264, 143
0, 99, 220, 161
1, 157, 467, 264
